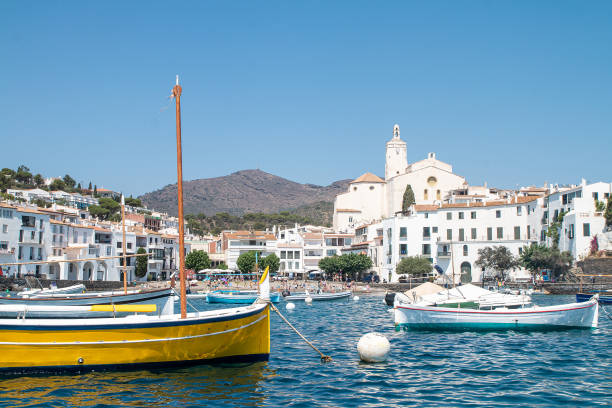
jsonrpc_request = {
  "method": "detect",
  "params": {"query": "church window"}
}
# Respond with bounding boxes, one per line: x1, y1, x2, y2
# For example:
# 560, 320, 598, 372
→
436, 190, 441, 200
424, 190, 428, 200
427, 176, 437, 186
369, 186, 374, 190
353, 187, 357, 191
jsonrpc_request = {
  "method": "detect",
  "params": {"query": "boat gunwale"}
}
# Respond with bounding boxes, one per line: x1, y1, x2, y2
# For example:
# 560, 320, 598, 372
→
0, 287, 172, 302
0, 302, 269, 330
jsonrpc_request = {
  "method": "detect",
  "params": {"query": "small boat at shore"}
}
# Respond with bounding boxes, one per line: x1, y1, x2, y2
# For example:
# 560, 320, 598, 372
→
0, 288, 172, 306
576, 291, 612, 304
206, 290, 281, 304
283, 290, 351, 301
18, 284, 86, 297
394, 295, 599, 330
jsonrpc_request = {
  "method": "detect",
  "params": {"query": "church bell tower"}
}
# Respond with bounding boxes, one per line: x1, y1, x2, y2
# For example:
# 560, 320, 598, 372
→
385, 124, 408, 180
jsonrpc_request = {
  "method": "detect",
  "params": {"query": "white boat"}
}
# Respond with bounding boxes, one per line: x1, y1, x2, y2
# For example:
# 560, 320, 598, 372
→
283, 290, 351, 301
394, 295, 599, 330
19, 284, 86, 297
400, 283, 531, 309
0, 288, 172, 306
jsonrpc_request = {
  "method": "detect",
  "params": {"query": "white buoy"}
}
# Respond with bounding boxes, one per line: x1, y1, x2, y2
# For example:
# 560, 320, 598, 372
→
357, 332, 390, 363
353, 295, 360, 301
305, 296, 313, 304
285, 302, 295, 310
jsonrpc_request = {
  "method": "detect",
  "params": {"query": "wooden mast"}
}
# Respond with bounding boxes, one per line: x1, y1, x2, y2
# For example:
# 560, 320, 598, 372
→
173, 75, 187, 319
121, 195, 127, 294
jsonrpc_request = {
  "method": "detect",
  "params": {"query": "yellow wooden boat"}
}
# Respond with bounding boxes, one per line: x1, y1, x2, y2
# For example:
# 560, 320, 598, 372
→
0, 268, 271, 373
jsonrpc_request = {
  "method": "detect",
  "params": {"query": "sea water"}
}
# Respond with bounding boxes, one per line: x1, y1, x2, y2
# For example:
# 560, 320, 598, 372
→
0, 294, 610, 407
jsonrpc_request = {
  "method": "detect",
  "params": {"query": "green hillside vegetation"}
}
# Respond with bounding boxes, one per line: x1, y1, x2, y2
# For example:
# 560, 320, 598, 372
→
185, 201, 333, 236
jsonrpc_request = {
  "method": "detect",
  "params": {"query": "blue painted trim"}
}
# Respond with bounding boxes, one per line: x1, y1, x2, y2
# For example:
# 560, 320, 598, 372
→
0, 305, 267, 331
0, 353, 269, 376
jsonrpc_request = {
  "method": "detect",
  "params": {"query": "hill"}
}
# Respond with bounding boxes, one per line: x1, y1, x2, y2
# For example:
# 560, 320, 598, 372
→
139, 169, 350, 219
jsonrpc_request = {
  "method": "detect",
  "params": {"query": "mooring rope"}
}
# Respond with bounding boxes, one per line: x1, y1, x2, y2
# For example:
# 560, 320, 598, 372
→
269, 302, 332, 363
599, 302, 612, 321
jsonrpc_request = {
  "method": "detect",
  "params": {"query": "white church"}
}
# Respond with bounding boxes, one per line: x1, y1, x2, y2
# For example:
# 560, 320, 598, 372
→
333, 124, 468, 233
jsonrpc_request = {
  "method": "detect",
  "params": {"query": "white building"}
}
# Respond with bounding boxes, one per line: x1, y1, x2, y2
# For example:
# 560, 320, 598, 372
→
334, 124, 468, 232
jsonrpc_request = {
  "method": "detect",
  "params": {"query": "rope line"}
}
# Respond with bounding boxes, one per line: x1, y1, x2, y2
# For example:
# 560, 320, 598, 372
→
269, 302, 332, 363
599, 302, 612, 321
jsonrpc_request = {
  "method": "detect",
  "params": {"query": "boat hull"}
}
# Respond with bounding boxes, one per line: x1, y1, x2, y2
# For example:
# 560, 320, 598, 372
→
283, 291, 351, 301
0, 288, 172, 306
206, 292, 281, 304
0, 302, 270, 373
394, 298, 599, 331
576, 293, 612, 304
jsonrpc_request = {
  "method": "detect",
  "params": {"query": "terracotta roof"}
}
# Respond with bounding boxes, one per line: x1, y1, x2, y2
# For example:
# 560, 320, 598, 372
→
414, 205, 439, 212
302, 233, 323, 240
324, 234, 354, 238
16, 207, 45, 215
351, 172, 385, 184
93, 226, 111, 232
0, 202, 16, 209
224, 231, 276, 240
336, 208, 361, 213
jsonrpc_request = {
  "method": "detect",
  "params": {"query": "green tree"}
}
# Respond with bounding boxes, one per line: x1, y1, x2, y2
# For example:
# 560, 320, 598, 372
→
261, 253, 280, 274
63, 174, 76, 189
396, 256, 432, 276
475, 246, 520, 281
217, 262, 228, 270
520, 243, 551, 276
33, 174, 45, 187
185, 250, 211, 271
88, 205, 110, 220
125, 197, 143, 207
93, 185, 98, 197
15, 165, 32, 185
402, 184, 416, 213
605, 196, 612, 227
49, 178, 67, 191
318, 253, 372, 280
135, 247, 148, 278
237, 251, 257, 274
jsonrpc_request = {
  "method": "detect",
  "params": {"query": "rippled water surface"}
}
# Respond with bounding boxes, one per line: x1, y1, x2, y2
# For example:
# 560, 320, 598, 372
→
0, 294, 610, 407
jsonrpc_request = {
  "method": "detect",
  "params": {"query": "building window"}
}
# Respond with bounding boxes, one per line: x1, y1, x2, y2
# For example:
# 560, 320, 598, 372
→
514, 226, 520, 240
517, 206, 522, 216
471, 211, 476, 219
583, 223, 590, 237
348, 216, 353, 223
127, 243, 132, 249
423, 227, 430, 238
568, 224, 575, 239
432, 226, 438, 233
422, 244, 431, 255
446, 213, 452, 220
446, 229, 452, 241
400, 244, 407, 255
73, 232, 78, 243
487, 227, 493, 241
400, 227, 407, 240
326, 250, 336, 256
463, 245, 468, 256
29, 247, 34, 260
458, 228, 465, 241
497, 227, 503, 239
424, 190, 428, 200
117, 241, 122, 248
31, 231, 35, 240
436, 190, 441, 200
294, 251, 300, 259
287, 251, 294, 260
107, 246, 111, 256
496, 210, 501, 218
458, 212, 464, 220
592, 192, 598, 201
471, 228, 477, 240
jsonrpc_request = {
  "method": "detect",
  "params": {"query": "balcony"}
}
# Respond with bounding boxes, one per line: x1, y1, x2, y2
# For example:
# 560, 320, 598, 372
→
437, 251, 451, 258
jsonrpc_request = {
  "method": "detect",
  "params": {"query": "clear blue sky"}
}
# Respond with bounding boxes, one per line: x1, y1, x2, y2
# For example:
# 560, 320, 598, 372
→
1, 1, 610, 196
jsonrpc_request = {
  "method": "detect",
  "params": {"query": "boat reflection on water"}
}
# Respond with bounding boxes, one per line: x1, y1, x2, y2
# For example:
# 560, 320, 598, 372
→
0, 363, 273, 407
